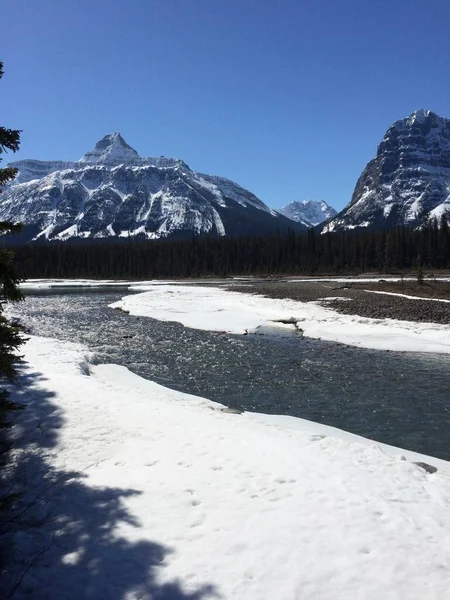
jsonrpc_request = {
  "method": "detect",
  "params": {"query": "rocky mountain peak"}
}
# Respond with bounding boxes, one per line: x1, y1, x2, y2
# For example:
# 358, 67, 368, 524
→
79, 132, 140, 165
384, 109, 450, 142
278, 200, 337, 227
323, 109, 450, 232
407, 108, 433, 124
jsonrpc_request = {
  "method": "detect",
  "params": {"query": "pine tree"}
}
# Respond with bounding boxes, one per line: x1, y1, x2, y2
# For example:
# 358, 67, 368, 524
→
0, 60, 25, 441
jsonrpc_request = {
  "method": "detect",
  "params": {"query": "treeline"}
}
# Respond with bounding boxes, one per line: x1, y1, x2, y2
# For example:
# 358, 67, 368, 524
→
9, 217, 450, 279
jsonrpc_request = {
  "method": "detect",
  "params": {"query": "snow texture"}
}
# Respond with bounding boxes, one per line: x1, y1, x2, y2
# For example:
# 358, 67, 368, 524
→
3, 335, 450, 600
111, 284, 450, 353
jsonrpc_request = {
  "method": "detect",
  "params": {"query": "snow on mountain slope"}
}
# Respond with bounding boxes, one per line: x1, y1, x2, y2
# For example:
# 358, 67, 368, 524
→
2, 134, 303, 241
323, 109, 450, 232
278, 200, 337, 227
9, 160, 79, 185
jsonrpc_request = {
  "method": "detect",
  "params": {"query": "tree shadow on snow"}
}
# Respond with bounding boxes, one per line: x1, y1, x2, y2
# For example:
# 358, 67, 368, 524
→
0, 368, 219, 600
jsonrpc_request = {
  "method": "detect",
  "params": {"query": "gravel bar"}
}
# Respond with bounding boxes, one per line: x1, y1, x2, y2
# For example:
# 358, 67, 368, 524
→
227, 281, 450, 324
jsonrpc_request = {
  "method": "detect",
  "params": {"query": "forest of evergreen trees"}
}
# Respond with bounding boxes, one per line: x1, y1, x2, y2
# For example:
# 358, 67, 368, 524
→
8, 217, 450, 280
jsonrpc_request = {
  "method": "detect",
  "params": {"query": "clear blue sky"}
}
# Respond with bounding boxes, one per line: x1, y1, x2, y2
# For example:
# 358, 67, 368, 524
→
2, 0, 450, 211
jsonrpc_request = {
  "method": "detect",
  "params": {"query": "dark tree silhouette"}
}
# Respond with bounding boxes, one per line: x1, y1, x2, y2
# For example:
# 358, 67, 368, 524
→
0, 60, 24, 441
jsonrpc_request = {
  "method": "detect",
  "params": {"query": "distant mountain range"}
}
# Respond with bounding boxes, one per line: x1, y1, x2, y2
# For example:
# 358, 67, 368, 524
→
4, 109, 450, 243
323, 109, 450, 232
1, 133, 305, 242
278, 200, 337, 227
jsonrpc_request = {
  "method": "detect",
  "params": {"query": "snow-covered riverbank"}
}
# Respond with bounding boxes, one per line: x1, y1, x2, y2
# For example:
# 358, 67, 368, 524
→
111, 284, 450, 353
18, 276, 450, 292
3, 336, 450, 599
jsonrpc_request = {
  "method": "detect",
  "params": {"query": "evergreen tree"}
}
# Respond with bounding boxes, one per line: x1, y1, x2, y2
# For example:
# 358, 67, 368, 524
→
0, 60, 24, 441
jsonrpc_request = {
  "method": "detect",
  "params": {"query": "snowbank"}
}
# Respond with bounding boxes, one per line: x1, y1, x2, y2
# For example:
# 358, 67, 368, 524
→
5, 336, 450, 599
110, 285, 450, 353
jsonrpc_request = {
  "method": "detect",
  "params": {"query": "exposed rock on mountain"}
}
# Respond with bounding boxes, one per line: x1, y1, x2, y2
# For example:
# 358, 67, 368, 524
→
323, 109, 450, 232
2, 133, 304, 242
278, 200, 337, 227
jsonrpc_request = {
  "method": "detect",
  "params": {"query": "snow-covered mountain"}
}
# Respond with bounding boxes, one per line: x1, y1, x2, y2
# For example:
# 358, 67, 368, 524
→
1, 133, 304, 242
278, 200, 337, 227
323, 109, 450, 232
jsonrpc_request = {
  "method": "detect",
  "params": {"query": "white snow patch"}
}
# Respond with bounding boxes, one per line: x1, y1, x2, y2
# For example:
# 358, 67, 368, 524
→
383, 204, 393, 217
429, 198, 450, 220
345, 220, 371, 229
110, 285, 450, 353
363, 289, 450, 303
408, 196, 423, 219
56, 224, 78, 240
34, 223, 55, 241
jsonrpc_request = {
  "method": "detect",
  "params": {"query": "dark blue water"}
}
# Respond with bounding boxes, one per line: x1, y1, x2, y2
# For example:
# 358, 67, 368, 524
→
10, 291, 450, 460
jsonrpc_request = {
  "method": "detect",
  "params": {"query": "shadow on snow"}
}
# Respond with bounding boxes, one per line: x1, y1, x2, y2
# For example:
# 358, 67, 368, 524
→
0, 367, 218, 600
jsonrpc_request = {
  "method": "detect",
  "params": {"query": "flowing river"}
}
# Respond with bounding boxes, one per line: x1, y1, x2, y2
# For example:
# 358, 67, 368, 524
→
10, 290, 450, 460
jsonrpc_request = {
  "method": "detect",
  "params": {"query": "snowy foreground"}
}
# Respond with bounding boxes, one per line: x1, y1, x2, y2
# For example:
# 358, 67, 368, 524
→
4, 336, 450, 599
111, 284, 450, 353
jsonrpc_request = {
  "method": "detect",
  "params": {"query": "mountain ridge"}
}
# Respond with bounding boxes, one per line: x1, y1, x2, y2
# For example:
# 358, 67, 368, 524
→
2, 134, 305, 242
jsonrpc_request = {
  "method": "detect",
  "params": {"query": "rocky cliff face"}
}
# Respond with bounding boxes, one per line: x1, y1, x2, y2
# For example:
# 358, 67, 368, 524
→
278, 200, 337, 227
323, 109, 450, 232
2, 133, 304, 242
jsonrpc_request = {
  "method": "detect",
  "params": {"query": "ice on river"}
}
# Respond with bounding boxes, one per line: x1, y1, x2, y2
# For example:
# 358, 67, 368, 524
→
3, 335, 450, 600
111, 284, 450, 353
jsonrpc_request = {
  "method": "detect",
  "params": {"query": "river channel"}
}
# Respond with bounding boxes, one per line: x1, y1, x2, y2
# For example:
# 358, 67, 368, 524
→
10, 289, 450, 460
